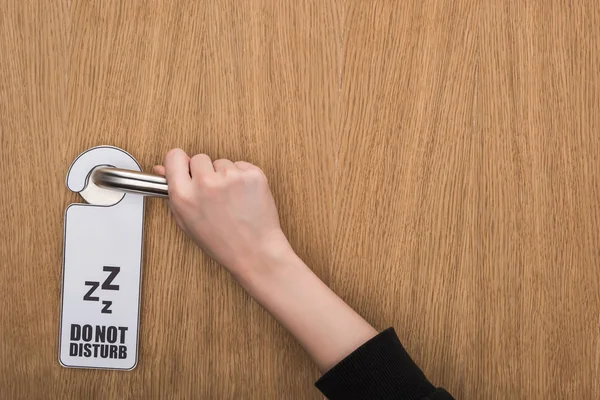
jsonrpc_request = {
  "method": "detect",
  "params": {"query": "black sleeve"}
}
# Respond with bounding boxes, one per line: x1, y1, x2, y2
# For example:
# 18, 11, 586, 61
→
315, 328, 454, 400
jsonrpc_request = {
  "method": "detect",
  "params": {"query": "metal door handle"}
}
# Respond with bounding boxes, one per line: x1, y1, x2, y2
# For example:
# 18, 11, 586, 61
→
92, 167, 169, 197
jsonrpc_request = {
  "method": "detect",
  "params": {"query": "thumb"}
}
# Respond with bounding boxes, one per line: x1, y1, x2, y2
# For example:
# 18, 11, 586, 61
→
153, 165, 166, 176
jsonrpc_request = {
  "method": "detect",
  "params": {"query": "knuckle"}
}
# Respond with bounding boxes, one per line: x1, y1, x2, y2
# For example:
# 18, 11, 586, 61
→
245, 167, 267, 182
201, 175, 224, 190
212, 159, 229, 170
191, 153, 210, 163
224, 168, 241, 180
165, 148, 183, 162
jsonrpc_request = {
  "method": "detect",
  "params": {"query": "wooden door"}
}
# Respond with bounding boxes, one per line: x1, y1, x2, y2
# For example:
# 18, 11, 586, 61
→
1, 1, 598, 399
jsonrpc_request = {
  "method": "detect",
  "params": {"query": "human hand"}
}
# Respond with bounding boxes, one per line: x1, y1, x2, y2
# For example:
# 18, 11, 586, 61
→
156, 149, 378, 375
154, 149, 293, 280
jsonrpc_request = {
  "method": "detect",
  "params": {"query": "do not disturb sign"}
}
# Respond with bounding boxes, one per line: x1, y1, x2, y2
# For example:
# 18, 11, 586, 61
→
59, 146, 145, 370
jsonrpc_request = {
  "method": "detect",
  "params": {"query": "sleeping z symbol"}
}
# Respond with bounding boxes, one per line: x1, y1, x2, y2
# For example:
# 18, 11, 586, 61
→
83, 266, 120, 314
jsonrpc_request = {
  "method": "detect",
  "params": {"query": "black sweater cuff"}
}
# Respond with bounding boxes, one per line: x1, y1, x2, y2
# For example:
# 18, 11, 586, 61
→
315, 328, 447, 400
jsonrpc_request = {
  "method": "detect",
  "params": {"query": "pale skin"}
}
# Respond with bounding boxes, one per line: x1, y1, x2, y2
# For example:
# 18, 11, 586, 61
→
154, 148, 377, 373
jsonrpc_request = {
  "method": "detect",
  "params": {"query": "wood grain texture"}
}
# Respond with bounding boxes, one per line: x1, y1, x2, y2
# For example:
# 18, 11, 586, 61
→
333, 1, 480, 397
1, 0, 599, 399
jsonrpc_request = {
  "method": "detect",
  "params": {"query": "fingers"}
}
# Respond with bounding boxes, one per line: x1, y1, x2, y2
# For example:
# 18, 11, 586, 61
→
153, 165, 166, 176
164, 148, 192, 193
234, 161, 265, 180
161, 149, 257, 184
190, 154, 214, 178
213, 159, 236, 174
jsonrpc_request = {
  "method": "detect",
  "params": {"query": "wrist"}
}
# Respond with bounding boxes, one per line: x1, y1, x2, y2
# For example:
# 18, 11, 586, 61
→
233, 233, 300, 290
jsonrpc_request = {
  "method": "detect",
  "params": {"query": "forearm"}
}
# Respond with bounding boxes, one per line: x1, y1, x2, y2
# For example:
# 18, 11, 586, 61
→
237, 249, 378, 373
157, 149, 453, 399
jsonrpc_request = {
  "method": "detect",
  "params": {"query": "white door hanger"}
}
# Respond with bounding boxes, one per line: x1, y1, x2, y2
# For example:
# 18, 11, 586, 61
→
59, 146, 168, 370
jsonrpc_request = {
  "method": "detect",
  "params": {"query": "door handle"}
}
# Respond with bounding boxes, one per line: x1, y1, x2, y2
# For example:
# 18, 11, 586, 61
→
92, 167, 169, 197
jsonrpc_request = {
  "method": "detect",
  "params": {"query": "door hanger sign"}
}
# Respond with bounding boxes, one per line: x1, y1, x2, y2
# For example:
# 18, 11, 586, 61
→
59, 146, 145, 370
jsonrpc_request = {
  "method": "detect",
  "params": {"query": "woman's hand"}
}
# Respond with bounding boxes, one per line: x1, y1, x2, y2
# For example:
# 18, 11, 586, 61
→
156, 148, 377, 373
154, 148, 293, 281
